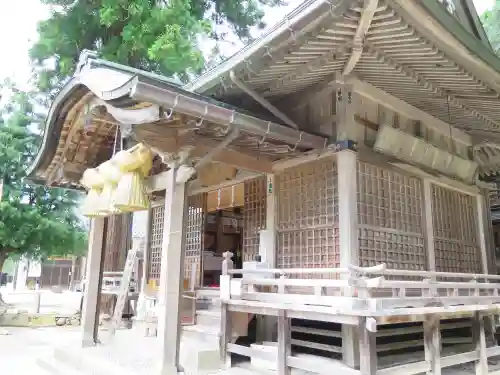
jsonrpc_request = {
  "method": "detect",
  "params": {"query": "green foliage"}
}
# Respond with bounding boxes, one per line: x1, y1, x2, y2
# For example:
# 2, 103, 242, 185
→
30, 0, 283, 89
481, 3, 500, 53
0, 89, 87, 268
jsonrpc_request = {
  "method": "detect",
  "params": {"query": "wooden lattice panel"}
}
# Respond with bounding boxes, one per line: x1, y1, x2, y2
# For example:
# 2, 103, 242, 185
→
184, 193, 206, 286
277, 158, 339, 275
243, 177, 267, 262
432, 185, 481, 273
357, 162, 426, 270
148, 205, 165, 282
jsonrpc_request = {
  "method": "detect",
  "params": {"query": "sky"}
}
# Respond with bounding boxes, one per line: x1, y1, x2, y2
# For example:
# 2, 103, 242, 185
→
0, 0, 495, 88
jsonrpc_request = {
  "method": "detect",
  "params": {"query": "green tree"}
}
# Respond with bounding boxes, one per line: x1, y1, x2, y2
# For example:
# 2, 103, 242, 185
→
30, 0, 282, 92
481, 3, 500, 53
0, 89, 86, 280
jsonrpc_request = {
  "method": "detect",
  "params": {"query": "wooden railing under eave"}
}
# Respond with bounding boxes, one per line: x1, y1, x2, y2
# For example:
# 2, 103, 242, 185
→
219, 253, 500, 375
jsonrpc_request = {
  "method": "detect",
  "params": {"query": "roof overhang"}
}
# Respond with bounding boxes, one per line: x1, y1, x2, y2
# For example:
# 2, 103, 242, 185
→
27, 55, 329, 189
185, 0, 500, 178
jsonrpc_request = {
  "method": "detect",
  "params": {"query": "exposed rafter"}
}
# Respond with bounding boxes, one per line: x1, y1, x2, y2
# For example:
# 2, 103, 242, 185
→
229, 71, 299, 129
342, 0, 379, 75
264, 44, 351, 96
219, 1, 353, 94
364, 44, 500, 130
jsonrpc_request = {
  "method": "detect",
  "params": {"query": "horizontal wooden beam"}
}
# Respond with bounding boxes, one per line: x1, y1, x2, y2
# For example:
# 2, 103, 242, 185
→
135, 130, 274, 174
348, 77, 472, 145
187, 170, 260, 195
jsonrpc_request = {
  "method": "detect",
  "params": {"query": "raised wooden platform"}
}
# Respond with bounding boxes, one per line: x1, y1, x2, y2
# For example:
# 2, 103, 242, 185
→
220, 259, 500, 375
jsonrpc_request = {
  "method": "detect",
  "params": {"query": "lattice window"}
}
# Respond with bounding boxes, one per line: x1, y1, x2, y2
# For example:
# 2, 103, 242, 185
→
184, 193, 206, 286
243, 177, 267, 262
277, 158, 339, 275
432, 185, 481, 273
148, 205, 165, 282
357, 162, 426, 270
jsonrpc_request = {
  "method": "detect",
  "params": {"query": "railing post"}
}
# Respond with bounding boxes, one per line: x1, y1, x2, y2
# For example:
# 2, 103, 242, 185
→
34, 292, 41, 314
277, 274, 291, 375
220, 251, 233, 367
423, 315, 441, 375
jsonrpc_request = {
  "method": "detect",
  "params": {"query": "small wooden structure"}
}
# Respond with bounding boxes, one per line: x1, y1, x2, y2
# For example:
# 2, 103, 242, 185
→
27, 1, 500, 374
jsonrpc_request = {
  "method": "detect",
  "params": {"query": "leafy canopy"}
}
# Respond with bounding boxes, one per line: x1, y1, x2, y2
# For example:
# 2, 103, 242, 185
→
13, 0, 282, 269
30, 0, 283, 90
481, 2, 500, 53
0, 89, 86, 268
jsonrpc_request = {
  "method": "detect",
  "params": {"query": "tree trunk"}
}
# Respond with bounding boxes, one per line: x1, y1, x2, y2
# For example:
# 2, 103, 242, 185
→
0, 251, 8, 306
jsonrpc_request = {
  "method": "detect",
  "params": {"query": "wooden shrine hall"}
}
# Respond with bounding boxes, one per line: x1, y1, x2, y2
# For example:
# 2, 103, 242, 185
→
26, 1, 500, 374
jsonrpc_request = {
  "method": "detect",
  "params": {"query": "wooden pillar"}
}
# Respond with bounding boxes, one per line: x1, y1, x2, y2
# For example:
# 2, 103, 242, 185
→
277, 310, 291, 375
220, 252, 234, 367
141, 208, 153, 294
472, 311, 488, 374
158, 167, 188, 375
359, 317, 377, 375
337, 149, 359, 367
423, 315, 441, 375
482, 189, 496, 275
422, 179, 436, 272
81, 217, 106, 347
257, 173, 277, 342
260, 173, 276, 266
476, 193, 490, 274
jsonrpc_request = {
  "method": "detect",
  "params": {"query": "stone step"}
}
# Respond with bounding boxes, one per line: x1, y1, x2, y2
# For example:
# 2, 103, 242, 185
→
196, 309, 221, 326
36, 356, 85, 375
183, 323, 221, 346
52, 346, 137, 375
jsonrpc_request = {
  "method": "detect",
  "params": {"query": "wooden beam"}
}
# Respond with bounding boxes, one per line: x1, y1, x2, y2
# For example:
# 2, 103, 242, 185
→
187, 169, 259, 195
342, 0, 378, 75
348, 77, 472, 145
136, 132, 274, 173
